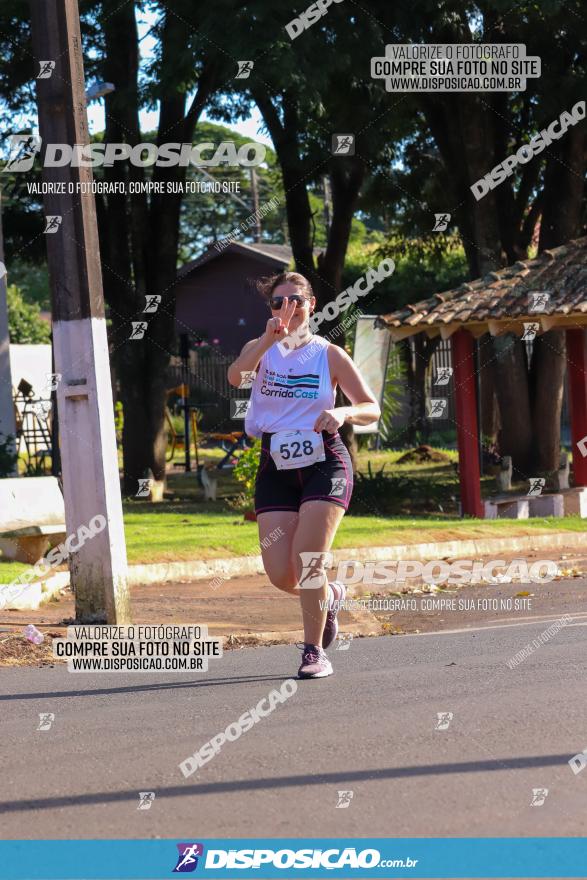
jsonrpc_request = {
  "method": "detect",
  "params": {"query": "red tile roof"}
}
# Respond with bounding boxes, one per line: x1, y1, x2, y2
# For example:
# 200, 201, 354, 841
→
377, 237, 587, 337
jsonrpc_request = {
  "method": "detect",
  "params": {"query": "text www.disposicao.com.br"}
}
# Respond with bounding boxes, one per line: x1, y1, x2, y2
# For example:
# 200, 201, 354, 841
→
70, 657, 201, 671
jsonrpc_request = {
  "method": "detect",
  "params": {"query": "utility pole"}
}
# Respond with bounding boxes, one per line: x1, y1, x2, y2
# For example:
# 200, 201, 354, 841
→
249, 168, 262, 242
0, 191, 18, 471
30, 0, 131, 623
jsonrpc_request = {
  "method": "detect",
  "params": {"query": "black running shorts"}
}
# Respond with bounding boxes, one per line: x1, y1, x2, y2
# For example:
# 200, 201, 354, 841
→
254, 431, 354, 514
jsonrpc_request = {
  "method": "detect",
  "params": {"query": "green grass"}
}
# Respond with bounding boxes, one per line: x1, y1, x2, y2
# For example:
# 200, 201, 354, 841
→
123, 509, 587, 564
0, 559, 31, 583
2, 447, 586, 581
123, 504, 260, 561
1, 512, 585, 582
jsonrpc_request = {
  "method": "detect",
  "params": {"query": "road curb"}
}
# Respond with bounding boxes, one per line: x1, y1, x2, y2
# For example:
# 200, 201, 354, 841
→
1, 529, 585, 610
124, 529, 587, 585
338, 530, 587, 564
0, 572, 70, 611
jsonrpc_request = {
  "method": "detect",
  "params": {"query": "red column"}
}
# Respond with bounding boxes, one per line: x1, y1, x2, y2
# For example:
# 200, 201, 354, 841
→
566, 328, 587, 487
451, 329, 484, 518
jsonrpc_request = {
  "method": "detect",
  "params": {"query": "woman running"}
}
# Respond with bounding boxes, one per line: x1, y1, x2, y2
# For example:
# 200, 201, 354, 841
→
227, 272, 380, 679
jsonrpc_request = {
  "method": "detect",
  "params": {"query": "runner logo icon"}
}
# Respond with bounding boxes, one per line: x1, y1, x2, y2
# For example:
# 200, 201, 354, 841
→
3, 135, 42, 172
299, 551, 333, 589
173, 843, 204, 872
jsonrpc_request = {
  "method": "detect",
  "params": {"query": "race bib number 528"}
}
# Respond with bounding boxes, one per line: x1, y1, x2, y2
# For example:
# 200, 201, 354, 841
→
270, 429, 325, 470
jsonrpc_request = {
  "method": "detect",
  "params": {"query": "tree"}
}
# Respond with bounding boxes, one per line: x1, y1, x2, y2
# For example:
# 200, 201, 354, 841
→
92, 1, 220, 493
1, 0, 238, 493
6, 283, 51, 343
1, 0, 585, 483
176, 122, 287, 259
369, 0, 586, 473
365, 234, 469, 443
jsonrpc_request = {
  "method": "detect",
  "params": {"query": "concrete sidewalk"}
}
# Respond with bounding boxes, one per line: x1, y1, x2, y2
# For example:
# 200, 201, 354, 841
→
3, 528, 587, 613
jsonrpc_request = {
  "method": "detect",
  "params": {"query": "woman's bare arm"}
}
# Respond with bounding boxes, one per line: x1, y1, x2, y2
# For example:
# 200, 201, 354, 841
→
327, 344, 381, 426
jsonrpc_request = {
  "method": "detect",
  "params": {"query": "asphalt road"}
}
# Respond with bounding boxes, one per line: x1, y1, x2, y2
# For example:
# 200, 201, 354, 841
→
1, 610, 586, 841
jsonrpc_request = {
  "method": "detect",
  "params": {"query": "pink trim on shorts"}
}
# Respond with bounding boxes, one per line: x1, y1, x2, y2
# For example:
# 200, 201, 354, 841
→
299, 495, 348, 509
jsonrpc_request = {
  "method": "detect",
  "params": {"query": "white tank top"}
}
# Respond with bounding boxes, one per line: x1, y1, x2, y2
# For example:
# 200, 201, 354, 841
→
245, 335, 335, 436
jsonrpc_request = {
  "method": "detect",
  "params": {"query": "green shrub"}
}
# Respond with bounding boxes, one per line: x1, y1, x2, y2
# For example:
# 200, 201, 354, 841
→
350, 460, 458, 516
7, 284, 51, 344
233, 439, 261, 508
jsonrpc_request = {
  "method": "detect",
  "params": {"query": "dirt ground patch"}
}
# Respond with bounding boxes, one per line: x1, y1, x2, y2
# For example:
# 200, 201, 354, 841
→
0, 632, 63, 667
396, 444, 453, 464
0, 572, 374, 666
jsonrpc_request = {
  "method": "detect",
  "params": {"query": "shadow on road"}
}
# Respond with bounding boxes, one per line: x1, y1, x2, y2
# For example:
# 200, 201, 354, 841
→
0, 754, 570, 814
0, 673, 291, 702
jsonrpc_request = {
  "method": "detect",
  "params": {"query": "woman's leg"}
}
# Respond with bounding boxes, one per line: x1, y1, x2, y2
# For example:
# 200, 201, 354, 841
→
291, 500, 346, 646
256, 510, 300, 594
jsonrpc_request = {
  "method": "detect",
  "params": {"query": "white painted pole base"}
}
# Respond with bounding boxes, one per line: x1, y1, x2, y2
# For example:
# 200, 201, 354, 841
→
53, 315, 131, 623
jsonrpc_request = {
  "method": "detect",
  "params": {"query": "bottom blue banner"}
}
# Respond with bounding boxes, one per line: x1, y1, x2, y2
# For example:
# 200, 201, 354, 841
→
0, 838, 586, 879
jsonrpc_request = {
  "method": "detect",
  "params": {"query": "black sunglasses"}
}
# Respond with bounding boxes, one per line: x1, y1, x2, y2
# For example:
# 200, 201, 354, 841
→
269, 295, 308, 309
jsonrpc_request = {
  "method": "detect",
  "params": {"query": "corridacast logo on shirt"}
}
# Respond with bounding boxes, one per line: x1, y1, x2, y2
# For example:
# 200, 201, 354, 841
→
260, 369, 320, 399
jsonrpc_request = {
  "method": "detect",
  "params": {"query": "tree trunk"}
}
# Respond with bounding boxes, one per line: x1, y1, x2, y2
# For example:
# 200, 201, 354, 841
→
420, 93, 504, 276
492, 334, 533, 476
316, 156, 365, 317
414, 341, 428, 443
529, 330, 566, 473
101, 0, 149, 494
539, 123, 586, 251
252, 91, 315, 276
400, 336, 440, 445
117, 342, 151, 487
530, 122, 587, 474
478, 333, 499, 443
400, 340, 417, 445
316, 158, 365, 471
100, 4, 219, 495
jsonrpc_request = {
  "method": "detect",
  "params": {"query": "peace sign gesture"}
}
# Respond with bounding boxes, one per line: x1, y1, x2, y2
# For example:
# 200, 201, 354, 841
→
263, 296, 298, 344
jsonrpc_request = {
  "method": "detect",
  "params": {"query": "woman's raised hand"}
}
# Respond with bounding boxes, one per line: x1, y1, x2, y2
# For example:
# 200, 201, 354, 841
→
263, 297, 298, 344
